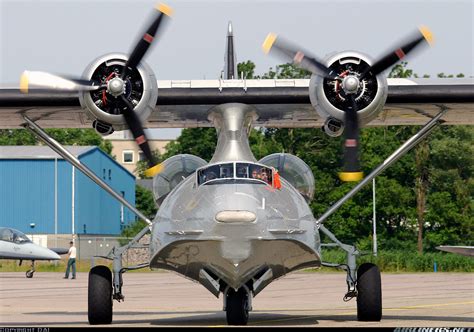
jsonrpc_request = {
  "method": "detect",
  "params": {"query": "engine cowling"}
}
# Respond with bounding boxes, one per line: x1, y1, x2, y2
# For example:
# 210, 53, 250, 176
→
309, 51, 388, 134
78, 53, 158, 134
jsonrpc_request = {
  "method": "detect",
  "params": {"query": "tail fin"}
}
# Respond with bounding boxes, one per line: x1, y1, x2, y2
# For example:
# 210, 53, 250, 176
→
224, 21, 237, 79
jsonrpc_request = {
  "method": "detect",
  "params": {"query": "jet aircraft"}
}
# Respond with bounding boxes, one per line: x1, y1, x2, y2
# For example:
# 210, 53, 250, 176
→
0, 2, 473, 326
0, 227, 63, 278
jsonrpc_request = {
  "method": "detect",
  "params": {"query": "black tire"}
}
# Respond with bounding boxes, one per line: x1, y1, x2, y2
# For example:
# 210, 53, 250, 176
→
356, 263, 382, 321
88, 265, 113, 325
26, 270, 34, 278
226, 288, 249, 325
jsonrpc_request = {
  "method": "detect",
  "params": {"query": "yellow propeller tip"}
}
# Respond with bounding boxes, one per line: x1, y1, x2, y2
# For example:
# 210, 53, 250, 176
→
262, 33, 277, 54
338, 172, 363, 182
157, 3, 173, 16
144, 163, 164, 178
419, 25, 434, 46
20, 71, 29, 94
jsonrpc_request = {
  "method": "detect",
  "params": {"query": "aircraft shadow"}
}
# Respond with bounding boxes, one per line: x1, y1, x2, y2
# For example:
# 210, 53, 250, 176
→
18, 310, 474, 326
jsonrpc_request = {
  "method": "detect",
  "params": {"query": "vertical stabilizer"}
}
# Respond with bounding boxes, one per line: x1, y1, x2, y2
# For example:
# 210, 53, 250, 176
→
224, 21, 237, 79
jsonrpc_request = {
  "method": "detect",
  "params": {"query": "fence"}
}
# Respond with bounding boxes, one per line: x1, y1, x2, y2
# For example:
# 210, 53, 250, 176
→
30, 234, 150, 266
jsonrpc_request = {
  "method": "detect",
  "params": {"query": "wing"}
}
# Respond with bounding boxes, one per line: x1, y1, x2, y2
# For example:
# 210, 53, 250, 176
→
1, 78, 473, 129
436, 246, 474, 257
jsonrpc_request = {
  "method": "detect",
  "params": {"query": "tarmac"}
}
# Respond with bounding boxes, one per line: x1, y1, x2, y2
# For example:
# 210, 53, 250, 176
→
0, 271, 473, 328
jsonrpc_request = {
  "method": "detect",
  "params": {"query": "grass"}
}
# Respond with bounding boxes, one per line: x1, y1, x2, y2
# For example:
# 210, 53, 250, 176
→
1, 250, 472, 274
315, 249, 474, 273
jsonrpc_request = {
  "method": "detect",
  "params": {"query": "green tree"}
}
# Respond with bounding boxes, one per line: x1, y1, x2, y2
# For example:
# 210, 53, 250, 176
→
135, 150, 162, 179
121, 185, 157, 240
237, 60, 256, 79
163, 127, 217, 161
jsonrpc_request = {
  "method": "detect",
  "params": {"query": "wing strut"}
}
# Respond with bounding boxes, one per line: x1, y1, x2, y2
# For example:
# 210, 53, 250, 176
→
22, 115, 152, 226
316, 106, 448, 225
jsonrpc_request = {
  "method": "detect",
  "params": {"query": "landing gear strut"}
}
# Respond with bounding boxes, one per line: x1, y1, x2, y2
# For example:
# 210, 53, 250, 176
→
26, 260, 35, 278
320, 224, 382, 321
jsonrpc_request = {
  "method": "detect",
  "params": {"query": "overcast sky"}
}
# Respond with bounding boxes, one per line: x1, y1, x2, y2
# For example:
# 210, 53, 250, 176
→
1, 0, 472, 138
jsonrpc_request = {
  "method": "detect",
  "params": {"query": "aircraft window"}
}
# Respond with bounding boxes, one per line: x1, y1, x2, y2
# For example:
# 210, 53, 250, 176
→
259, 153, 315, 201
237, 163, 272, 184
0, 228, 14, 242
197, 162, 274, 186
197, 163, 234, 185
152, 154, 207, 206
236, 164, 249, 178
13, 230, 31, 244
0, 228, 31, 243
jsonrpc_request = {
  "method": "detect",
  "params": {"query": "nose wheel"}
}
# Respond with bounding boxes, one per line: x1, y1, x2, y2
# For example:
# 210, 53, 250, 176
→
225, 287, 250, 325
26, 260, 35, 278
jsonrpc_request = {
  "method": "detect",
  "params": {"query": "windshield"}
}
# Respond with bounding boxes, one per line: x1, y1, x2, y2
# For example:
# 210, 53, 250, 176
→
197, 162, 273, 186
0, 227, 32, 244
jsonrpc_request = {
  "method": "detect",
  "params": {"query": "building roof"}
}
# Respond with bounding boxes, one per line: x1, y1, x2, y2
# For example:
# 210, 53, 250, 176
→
0, 146, 96, 159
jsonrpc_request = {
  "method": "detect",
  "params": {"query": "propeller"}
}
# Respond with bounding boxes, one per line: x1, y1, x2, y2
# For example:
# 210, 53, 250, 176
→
262, 26, 433, 182
20, 3, 173, 178
20, 71, 102, 93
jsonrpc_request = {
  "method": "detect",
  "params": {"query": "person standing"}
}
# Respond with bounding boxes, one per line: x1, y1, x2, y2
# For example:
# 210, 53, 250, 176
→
64, 241, 76, 279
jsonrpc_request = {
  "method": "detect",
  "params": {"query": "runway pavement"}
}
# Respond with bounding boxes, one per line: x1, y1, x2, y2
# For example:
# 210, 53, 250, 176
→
0, 271, 473, 327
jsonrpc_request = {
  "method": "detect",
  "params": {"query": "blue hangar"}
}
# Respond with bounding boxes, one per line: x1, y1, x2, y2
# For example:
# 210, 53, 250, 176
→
0, 146, 136, 236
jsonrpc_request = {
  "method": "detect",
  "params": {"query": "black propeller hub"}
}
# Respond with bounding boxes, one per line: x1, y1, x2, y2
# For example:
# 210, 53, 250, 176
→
89, 60, 144, 116
323, 58, 377, 113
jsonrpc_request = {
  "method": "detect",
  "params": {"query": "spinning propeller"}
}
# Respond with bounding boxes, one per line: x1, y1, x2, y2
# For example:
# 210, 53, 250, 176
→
263, 27, 433, 182
20, 3, 173, 178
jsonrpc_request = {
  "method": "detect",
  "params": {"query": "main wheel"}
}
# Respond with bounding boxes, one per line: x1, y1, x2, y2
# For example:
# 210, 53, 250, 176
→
26, 270, 34, 278
226, 287, 249, 325
356, 263, 382, 321
88, 265, 113, 325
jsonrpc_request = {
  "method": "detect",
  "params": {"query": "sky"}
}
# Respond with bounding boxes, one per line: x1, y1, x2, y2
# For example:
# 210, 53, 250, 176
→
1, 0, 473, 138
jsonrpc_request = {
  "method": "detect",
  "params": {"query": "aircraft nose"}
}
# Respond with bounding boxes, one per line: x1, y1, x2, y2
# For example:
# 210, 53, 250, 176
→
41, 247, 61, 260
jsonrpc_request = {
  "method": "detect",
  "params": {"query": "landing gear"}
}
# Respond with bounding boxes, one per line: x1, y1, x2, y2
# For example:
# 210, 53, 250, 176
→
26, 260, 35, 278
320, 225, 382, 321
356, 263, 382, 321
225, 287, 250, 325
88, 265, 113, 325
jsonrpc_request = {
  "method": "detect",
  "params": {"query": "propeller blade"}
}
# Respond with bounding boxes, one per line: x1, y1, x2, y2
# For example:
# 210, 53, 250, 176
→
362, 26, 434, 78
20, 71, 100, 94
120, 95, 163, 177
339, 94, 363, 182
262, 33, 336, 79
122, 3, 173, 78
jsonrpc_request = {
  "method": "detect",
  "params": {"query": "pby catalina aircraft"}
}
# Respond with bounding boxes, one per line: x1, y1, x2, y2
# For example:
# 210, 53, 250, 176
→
0, 227, 63, 278
1, 3, 473, 326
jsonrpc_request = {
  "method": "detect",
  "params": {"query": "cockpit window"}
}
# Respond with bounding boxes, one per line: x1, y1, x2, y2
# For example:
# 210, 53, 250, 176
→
197, 163, 234, 185
236, 163, 273, 184
197, 162, 273, 186
0, 227, 31, 244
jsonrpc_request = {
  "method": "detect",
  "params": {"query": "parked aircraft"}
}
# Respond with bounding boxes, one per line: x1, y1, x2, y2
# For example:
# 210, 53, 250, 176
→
1, 2, 473, 326
436, 246, 474, 257
0, 227, 63, 278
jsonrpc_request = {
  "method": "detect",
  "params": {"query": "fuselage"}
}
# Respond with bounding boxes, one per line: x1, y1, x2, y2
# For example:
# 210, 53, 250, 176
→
149, 103, 321, 295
